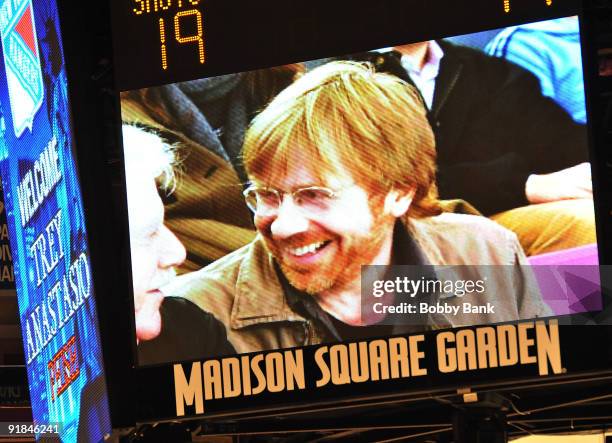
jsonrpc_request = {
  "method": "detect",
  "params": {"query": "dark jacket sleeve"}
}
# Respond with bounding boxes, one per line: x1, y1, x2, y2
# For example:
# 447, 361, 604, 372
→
138, 297, 236, 366
432, 41, 588, 215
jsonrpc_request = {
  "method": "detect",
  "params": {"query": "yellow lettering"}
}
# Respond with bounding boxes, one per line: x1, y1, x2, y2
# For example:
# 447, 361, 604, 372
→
536, 320, 562, 375
173, 362, 203, 417
315, 346, 330, 387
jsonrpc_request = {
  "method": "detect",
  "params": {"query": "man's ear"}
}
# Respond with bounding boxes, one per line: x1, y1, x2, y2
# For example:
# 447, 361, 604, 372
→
384, 186, 416, 217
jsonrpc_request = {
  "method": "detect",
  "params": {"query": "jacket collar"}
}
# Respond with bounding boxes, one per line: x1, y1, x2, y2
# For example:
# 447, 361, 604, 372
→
229, 219, 431, 330
230, 236, 307, 330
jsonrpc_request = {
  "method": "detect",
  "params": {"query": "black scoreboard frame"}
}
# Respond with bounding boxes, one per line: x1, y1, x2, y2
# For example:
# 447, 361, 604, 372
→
49, 0, 612, 434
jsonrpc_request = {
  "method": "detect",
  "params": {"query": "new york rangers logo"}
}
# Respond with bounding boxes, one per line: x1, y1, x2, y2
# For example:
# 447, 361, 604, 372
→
0, 0, 44, 138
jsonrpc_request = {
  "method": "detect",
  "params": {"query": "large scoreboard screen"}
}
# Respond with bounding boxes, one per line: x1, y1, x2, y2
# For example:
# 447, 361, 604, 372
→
105, 0, 612, 424
2, 0, 612, 440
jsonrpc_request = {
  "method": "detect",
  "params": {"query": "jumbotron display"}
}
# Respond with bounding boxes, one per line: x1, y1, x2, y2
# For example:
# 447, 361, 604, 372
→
124, 14, 597, 362
115, 0, 606, 420
0, 0, 609, 438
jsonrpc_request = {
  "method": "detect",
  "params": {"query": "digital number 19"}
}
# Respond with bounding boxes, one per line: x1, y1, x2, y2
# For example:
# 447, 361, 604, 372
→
159, 9, 204, 70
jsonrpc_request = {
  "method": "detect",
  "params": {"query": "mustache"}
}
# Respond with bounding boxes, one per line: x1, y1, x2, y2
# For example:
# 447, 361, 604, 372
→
269, 233, 333, 249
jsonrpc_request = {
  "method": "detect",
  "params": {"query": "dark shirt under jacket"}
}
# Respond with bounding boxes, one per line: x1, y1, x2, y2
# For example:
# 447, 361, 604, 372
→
279, 223, 434, 342
138, 297, 236, 366
348, 41, 588, 215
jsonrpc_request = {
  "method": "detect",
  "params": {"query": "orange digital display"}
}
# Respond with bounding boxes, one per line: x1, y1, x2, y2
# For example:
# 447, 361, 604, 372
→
132, 0, 205, 70
504, 0, 553, 13
112, 0, 577, 90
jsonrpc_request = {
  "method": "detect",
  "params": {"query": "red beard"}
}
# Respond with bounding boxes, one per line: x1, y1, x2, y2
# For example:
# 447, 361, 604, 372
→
263, 210, 395, 295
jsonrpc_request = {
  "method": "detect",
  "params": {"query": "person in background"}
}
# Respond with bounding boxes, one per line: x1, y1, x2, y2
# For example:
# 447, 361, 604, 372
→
350, 38, 594, 256
486, 16, 585, 124
123, 124, 234, 365
121, 66, 303, 272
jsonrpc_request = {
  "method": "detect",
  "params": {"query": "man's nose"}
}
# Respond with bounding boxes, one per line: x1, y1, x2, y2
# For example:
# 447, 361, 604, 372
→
270, 197, 309, 240
158, 225, 187, 268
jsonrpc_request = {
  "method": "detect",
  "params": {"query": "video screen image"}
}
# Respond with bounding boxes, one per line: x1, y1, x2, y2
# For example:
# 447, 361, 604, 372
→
120, 16, 600, 366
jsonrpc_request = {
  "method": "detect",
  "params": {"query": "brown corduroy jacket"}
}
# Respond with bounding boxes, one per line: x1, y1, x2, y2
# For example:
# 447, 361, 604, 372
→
166, 213, 552, 354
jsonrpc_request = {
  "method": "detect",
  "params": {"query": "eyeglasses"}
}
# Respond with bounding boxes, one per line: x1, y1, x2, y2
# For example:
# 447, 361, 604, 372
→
243, 185, 341, 216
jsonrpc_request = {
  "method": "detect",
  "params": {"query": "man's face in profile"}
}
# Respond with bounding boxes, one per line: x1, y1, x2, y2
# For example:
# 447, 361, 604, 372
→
126, 160, 186, 343
252, 153, 398, 295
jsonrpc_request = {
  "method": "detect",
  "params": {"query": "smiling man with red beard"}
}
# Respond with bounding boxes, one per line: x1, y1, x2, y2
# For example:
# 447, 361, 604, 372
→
167, 61, 551, 353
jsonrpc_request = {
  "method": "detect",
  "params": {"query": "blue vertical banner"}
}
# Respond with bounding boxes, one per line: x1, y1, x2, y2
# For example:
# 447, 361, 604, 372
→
0, 182, 16, 291
0, 0, 111, 441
